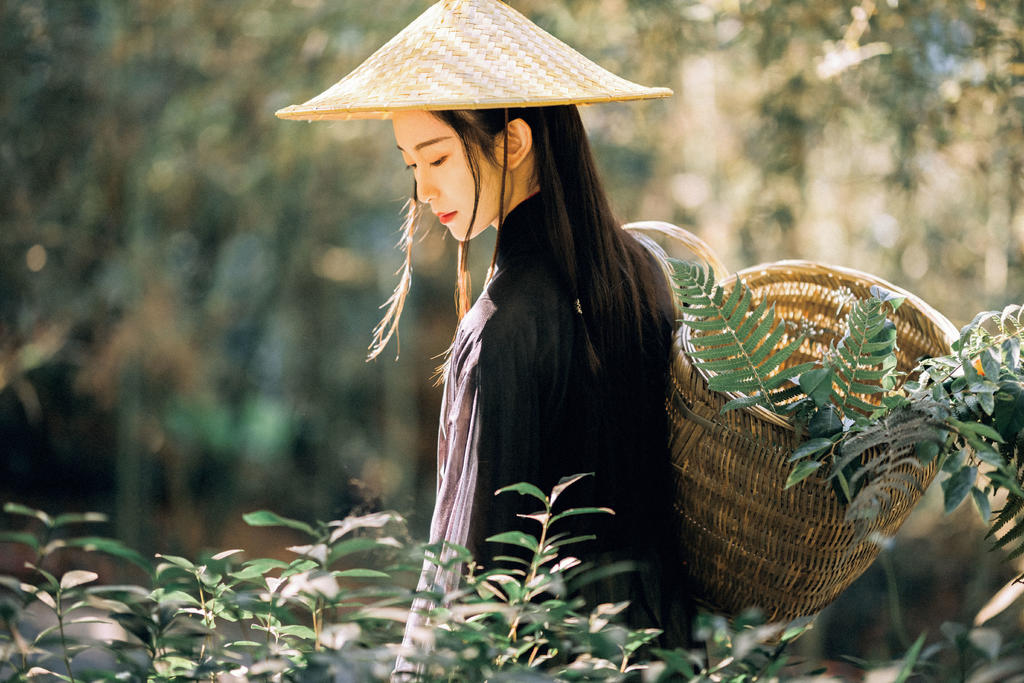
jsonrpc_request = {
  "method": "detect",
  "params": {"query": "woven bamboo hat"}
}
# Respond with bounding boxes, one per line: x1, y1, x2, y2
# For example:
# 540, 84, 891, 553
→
275, 0, 672, 121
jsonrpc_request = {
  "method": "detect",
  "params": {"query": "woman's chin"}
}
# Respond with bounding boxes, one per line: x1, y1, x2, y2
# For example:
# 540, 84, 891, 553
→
446, 223, 489, 241
445, 225, 470, 241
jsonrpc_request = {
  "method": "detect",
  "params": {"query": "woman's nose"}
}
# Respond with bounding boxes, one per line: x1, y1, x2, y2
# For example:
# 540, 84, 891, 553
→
416, 173, 437, 204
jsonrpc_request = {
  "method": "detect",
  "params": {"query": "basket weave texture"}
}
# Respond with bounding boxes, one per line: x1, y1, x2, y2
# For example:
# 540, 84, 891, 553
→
623, 222, 958, 622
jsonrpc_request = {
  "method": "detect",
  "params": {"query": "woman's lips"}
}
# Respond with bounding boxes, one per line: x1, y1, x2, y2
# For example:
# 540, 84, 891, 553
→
437, 211, 457, 225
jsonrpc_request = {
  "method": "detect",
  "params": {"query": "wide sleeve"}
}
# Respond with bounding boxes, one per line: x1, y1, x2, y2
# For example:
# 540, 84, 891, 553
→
424, 309, 551, 592
395, 339, 488, 677
396, 285, 569, 678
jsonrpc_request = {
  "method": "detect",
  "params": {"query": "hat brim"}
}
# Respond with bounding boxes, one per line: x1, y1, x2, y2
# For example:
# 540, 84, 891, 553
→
275, 0, 673, 121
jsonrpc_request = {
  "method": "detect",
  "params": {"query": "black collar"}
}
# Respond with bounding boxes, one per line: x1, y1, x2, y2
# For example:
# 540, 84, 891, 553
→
494, 193, 546, 270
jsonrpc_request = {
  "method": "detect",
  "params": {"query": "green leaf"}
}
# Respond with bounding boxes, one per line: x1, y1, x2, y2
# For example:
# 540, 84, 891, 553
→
916, 440, 941, 465
550, 507, 615, 524
334, 568, 390, 579
550, 473, 592, 503
242, 510, 316, 536
980, 347, 1001, 380
326, 538, 393, 565
869, 285, 906, 310
52, 512, 107, 528
809, 405, 843, 438
721, 394, 771, 412
282, 559, 319, 577
1003, 335, 1021, 371
788, 438, 835, 462
781, 616, 816, 642
971, 487, 992, 523
993, 381, 1024, 439
158, 655, 200, 673
948, 419, 1004, 444
231, 560, 288, 582
942, 448, 967, 474
495, 482, 547, 503
786, 460, 821, 488
799, 368, 834, 408
546, 533, 597, 549
63, 537, 151, 573
155, 554, 197, 572
149, 589, 201, 607
241, 558, 289, 574
60, 571, 99, 590
0, 531, 40, 550
276, 625, 317, 640
942, 467, 978, 513
27, 563, 59, 589
978, 390, 996, 415
769, 361, 819, 385
893, 633, 927, 683
3, 503, 52, 526
485, 531, 539, 552
211, 549, 245, 561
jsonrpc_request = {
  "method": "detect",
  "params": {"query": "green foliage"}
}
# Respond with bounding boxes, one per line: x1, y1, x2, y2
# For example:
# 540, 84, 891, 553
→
907, 620, 1024, 682
0, 501, 408, 681
675, 263, 1024, 567
671, 259, 813, 414
0, 484, 839, 682
835, 401, 949, 530
820, 303, 1023, 540
4, 483, 1024, 680
781, 288, 908, 496
815, 288, 903, 421
904, 305, 1024, 564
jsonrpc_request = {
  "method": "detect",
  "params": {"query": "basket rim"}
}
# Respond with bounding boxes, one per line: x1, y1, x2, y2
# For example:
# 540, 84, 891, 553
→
679, 258, 960, 429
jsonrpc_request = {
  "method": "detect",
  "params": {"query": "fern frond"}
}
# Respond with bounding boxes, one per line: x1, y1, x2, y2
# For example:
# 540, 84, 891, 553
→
994, 518, 1024, 547
988, 432, 1024, 563
828, 298, 900, 422
839, 403, 949, 539
988, 496, 1024, 539
671, 259, 806, 414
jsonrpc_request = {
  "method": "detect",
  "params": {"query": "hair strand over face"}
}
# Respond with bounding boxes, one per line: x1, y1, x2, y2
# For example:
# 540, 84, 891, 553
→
368, 197, 420, 361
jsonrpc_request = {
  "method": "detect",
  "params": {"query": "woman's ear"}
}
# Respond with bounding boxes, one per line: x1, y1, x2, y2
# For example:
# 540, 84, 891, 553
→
502, 118, 534, 170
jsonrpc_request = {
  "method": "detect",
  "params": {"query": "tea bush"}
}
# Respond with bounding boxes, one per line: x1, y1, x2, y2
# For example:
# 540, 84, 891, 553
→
2, 476, 1022, 681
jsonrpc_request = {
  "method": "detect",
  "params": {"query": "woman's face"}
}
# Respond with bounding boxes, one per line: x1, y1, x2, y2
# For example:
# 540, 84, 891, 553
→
392, 111, 502, 241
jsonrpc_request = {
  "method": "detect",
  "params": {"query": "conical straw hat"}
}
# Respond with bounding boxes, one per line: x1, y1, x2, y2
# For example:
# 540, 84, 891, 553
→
275, 0, 672, 121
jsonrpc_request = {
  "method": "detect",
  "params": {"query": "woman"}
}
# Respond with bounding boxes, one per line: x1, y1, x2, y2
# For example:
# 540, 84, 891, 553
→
277, 0, 691, 655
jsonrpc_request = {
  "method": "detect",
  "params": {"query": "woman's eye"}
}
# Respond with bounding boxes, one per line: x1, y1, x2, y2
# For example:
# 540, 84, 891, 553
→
429, 156, 448, 167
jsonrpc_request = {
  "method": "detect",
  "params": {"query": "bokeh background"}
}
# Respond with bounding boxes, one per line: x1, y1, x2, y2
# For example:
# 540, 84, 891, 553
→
2, 0, 1022, 666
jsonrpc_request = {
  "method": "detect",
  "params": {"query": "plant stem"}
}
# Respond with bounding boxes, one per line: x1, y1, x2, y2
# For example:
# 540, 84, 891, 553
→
313, 597, 324, 651
7, 618, 30, 675
507, 505, 551, 646
881, 550, 910, 650
55, 588, 77, 683
196, 576, 210, 662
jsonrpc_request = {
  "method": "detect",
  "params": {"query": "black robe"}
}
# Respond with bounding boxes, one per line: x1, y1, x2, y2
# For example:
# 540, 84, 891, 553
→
407, 194, 690, 648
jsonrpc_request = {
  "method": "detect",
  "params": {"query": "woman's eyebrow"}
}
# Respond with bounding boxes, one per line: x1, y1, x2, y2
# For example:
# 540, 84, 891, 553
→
396, 135, 452, 152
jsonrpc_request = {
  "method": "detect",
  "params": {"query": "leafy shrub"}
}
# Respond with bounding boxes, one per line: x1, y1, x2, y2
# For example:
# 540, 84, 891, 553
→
3, 474, 1023, 681
0, 478, 814, 682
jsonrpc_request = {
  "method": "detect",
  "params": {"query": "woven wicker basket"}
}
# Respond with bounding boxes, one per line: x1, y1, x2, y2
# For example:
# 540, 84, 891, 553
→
625, 222, 959, 622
